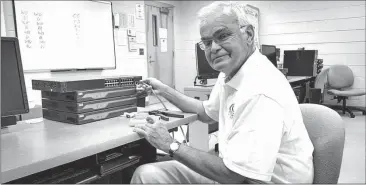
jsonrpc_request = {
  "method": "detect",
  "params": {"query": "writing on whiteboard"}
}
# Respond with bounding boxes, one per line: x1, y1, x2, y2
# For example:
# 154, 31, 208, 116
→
34, 12, 45, 49
20, 10, 46, 49
21, 10, 32, 49
73, 13, 81, 40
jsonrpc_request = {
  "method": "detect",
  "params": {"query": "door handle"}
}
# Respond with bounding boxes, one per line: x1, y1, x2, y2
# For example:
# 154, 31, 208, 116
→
149, 56, 155, 63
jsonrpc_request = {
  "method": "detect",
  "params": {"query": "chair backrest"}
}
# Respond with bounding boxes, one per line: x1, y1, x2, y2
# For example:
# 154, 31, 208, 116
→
327, 65, 354, 89
300, 104, 345, 184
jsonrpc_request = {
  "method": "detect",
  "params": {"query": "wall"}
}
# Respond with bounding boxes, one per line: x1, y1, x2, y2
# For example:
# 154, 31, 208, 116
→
2, 1, 148, 107
260, 1, 365, 107
174, 1, 366, 107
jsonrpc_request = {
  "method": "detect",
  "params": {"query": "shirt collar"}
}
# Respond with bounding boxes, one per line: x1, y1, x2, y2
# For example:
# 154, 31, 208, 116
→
225, 48, 260, 90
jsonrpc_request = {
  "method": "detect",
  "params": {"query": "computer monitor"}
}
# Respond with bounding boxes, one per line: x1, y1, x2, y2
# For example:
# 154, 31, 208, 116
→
283, 50, 318, 77
195, 43, 219, 80
260, 45, 277, 67
1, 37, 29, 127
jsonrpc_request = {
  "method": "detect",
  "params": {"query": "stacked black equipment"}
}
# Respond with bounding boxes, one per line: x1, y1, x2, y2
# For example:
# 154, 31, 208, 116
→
32, 75, 143, 125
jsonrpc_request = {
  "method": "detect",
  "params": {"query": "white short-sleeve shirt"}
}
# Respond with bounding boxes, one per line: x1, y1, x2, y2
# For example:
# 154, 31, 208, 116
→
203, 49, 314, 183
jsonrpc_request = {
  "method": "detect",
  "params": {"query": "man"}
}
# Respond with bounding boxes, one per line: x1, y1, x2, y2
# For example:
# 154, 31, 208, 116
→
132, 1, 314, 183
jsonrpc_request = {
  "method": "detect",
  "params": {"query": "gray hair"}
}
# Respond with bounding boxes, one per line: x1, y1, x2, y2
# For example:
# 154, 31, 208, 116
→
197, 1, 252, 28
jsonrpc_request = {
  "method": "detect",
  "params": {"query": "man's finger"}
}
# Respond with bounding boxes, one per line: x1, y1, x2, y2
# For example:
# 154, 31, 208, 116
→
135, 123, 147, 130
133, 127, 147, 137
140, 79, 151, 85
144, 123, 155, 128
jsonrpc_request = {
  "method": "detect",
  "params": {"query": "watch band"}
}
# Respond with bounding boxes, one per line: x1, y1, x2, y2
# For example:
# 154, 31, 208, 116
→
169, 141, 181, 157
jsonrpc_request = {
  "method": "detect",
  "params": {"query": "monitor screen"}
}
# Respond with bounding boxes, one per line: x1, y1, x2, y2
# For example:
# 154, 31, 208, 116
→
1, 37, 29, 116
261, 45, 277, 67
283, 50, 317, 76
195, 43, 219, 79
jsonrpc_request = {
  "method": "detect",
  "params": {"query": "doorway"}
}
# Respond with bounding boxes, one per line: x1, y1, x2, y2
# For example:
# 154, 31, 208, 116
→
145, 1, 175, 88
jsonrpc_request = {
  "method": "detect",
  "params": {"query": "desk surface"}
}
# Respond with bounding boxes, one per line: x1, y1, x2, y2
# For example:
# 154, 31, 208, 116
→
1, 103, 197, 183
286, 76, 313, 83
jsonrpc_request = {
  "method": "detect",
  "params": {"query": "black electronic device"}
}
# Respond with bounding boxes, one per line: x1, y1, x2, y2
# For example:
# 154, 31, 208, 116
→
42, 105, 137, 125
42, 96, 137, 113
195, 43, 220, 80
1, 37, 29, 127
283, 50, 318, 76
260, 44, 277, 67
32, 75, 142, 92
41, 87, 136, 102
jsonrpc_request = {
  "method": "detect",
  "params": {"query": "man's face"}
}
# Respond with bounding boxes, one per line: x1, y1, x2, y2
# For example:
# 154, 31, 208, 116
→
200, 13, 250, 75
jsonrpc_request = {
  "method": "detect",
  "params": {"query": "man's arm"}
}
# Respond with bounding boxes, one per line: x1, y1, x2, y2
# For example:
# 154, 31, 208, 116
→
159, 84, 213, 123
173, 144, 246, 184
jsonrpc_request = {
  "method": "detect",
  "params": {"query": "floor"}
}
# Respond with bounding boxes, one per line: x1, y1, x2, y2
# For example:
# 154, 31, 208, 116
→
338, 112, 365, 183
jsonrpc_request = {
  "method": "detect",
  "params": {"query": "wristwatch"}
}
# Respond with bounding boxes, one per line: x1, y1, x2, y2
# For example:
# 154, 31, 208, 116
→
169, 140, 181, 157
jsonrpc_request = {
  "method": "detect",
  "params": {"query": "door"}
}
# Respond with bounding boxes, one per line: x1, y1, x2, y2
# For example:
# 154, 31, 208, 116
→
145, 2, 175, 88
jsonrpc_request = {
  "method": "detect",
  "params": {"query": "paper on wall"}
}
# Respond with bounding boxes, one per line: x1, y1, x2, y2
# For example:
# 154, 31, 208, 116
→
114, 13, 120, 28
159, 28, 167, 39
128, 36, 137, 52
160, 38, 167, 52
128, 14, 135, 28
120, 13, 128, 28
117, 29, 127, 46
135, 4, 144, 20
127, 29, 136, 36
136, 32, 146, 44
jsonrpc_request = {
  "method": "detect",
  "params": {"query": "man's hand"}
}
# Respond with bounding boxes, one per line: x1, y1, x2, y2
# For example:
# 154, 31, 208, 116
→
133, 116, 174, 153
136, 78, 167, 95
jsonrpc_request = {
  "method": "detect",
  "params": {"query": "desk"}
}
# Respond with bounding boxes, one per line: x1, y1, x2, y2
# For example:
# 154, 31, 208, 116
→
287, 76, 314, 83
184, 75, 315, 152
1, 104, 197, 183
287, 76, 316, 103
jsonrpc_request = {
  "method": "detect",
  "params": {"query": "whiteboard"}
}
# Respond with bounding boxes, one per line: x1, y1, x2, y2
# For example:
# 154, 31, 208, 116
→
1, 1, 6, 36
13, 1, 116, 71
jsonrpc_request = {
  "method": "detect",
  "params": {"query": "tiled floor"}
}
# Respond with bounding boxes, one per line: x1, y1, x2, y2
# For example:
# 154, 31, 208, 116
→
337, 112, 365, 183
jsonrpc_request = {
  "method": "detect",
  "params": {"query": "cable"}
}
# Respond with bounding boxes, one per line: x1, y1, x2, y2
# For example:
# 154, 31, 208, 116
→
142, 82, 188, 144
179, 126, 189, 146
151, 89, 168, 111
193, 76, 198, 86
140, 81, 168, 111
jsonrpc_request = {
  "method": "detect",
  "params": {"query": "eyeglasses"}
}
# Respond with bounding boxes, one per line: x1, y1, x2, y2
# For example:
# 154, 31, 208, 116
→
198, 26, 247, 51
198, 32, 234, 50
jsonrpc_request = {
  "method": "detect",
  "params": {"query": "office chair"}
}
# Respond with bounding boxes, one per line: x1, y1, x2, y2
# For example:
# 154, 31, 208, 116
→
300, 104, 345, 184
315, 65, 366, 118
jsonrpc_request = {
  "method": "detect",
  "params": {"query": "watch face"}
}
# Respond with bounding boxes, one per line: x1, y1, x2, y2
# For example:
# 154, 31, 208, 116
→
170, 142, 179, 150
